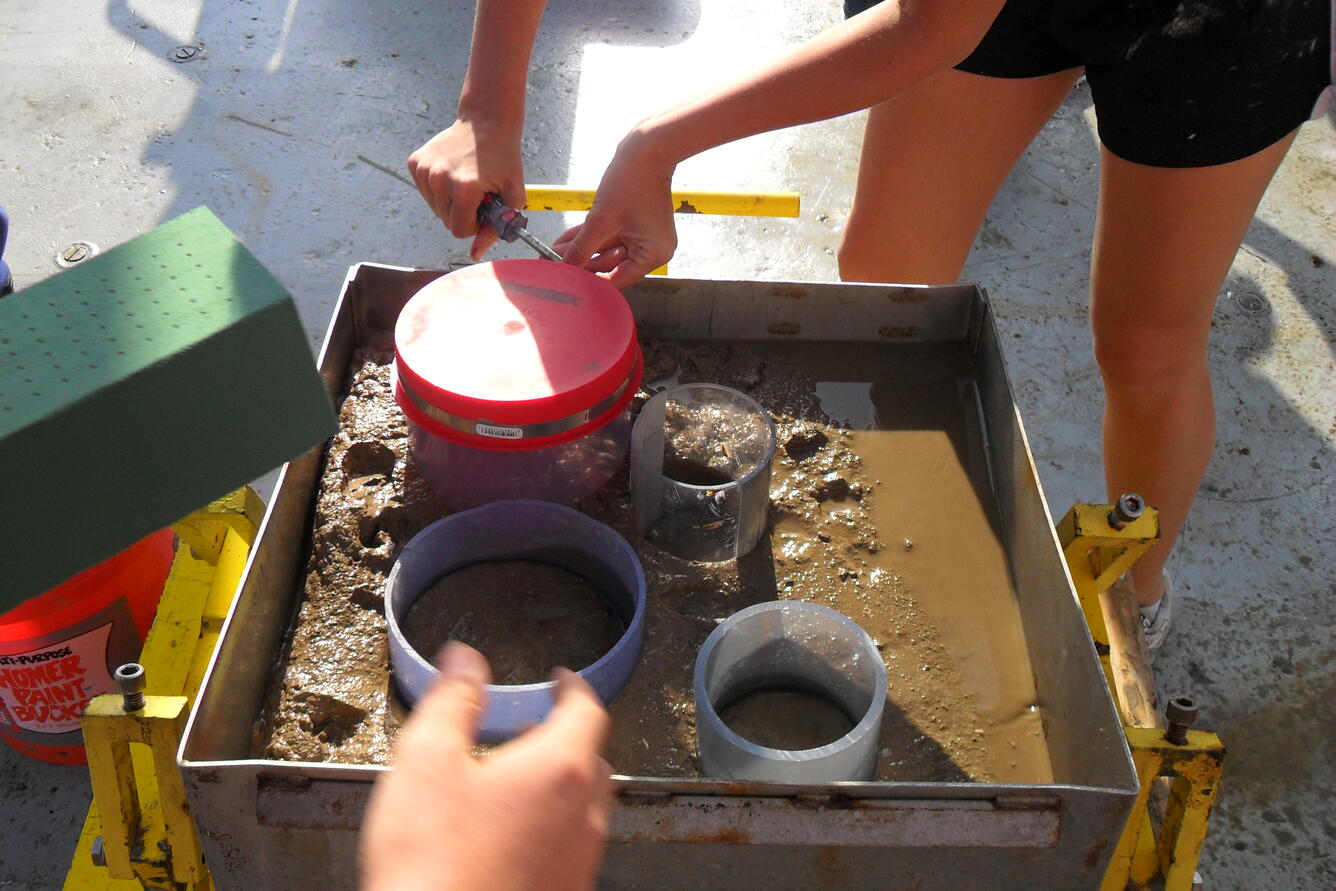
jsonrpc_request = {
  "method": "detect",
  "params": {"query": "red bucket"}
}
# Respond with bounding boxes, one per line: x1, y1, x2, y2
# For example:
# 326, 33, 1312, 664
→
0, 529, 175, 764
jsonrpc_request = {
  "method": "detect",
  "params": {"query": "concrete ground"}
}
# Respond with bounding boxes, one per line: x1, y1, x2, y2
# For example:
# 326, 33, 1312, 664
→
1, 0, 1331, 887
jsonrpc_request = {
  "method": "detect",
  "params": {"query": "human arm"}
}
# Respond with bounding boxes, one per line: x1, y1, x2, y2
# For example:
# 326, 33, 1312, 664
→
408, 0, 547, 260
555, 0, 1004, 287
359, 642, 613, 891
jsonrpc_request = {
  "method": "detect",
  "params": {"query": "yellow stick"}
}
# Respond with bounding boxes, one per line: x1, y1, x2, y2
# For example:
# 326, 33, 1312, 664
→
525, 186, 800, 218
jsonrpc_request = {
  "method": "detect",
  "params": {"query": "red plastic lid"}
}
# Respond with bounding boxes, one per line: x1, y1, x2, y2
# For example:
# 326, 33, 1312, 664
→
394, 260, 640, 449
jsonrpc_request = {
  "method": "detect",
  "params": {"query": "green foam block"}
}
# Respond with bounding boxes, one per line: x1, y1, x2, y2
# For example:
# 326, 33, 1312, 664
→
0, 207, 336, 608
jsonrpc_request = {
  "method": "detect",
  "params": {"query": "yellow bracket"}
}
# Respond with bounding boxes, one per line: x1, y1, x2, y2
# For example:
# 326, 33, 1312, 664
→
1059, 501, 1224, 891
65, 487, 261, 890
173, 487, 264, 565
1056, 503, 1158, 698
1113, 729, 1226, 891
81, 695, 205, 888
524, 185, 802, 276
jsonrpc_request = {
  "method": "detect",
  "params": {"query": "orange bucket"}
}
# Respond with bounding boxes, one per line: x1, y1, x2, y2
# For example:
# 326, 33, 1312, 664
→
0, 529, 176, 764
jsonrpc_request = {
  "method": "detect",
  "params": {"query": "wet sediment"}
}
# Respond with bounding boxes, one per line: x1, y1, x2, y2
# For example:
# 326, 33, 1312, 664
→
256, 337, 1053, 784
403, 560, 624, 685
718, 689, 857, 751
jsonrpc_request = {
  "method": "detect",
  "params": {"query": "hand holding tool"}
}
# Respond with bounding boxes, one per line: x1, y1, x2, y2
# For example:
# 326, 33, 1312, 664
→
478, 194, 562, 261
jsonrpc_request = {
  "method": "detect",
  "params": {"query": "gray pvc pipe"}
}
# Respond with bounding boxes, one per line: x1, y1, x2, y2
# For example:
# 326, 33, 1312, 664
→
694, 601, 888, 782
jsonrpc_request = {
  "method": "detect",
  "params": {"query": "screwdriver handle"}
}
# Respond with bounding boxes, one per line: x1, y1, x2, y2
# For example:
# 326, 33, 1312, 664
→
478, 194, 527, 243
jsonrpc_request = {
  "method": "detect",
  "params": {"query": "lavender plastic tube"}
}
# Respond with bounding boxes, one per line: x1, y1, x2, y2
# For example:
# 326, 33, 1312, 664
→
386, 499, 646, 742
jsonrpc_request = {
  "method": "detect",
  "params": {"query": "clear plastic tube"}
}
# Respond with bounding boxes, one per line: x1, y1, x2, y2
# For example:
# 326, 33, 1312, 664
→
631, 384, 776, 562
694, 601, 887, 782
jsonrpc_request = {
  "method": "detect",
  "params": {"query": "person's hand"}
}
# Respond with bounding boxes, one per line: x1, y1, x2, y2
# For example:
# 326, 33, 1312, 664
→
359, 642, 614, 891
408, 118, 528, 261
554, 134, 679, 290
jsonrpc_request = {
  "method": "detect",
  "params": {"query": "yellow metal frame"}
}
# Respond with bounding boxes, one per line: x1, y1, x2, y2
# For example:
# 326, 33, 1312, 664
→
62, 488, 1221, 888
1056, 504, 1159, 697
524, 184, 801, 276
65, 488, 262, 890
81, 695, 202, 888
1117, 728, 1225, 890
1058, 502, 1225, 891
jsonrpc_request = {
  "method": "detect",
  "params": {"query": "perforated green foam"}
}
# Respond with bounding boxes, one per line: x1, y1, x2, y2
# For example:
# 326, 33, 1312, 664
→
0, 207, 335, 608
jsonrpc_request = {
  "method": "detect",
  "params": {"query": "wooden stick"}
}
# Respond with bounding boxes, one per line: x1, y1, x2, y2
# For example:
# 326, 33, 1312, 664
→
1100, 576, 1162, 729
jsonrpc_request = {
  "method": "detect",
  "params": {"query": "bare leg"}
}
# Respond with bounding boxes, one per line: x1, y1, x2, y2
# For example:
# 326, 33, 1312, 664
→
1092, 135, 1298, 605
840, 67, 1082, 283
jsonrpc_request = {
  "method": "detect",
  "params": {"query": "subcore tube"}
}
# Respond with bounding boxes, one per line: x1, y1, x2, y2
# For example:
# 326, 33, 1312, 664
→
631, 383, 776, 562
694, 601, 887, 782
385, 499, 647, 742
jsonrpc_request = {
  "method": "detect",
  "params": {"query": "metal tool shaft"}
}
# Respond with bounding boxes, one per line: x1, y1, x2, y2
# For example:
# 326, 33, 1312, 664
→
517, 229, 562, 261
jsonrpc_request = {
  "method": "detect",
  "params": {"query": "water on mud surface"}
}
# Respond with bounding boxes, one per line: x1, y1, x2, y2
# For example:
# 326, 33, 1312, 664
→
662, 455, 735, 487
257, 336, 1052, 784
718, 688, 856, 751
799, 343, 1053, 783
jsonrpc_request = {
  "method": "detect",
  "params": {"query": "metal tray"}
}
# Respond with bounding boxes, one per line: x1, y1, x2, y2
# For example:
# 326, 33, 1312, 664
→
180, 263, 1136, 888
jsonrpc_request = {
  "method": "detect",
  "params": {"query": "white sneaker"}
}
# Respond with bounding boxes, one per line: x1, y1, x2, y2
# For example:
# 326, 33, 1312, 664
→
1140, 571, 1174, 651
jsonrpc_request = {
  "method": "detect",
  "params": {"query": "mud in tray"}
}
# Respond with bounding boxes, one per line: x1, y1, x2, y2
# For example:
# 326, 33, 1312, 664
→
180, 265, 1136, 890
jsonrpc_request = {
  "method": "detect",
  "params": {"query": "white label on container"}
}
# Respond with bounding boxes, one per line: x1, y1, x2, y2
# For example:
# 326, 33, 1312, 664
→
0, 624, 113, 735
475, 423, 524, 439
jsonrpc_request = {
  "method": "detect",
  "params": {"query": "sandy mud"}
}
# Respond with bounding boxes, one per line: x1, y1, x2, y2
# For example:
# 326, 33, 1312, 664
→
257, 337, 1052, 784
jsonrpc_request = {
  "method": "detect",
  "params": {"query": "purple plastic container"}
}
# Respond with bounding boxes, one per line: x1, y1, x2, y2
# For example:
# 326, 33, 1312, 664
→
385, 500, 647, 742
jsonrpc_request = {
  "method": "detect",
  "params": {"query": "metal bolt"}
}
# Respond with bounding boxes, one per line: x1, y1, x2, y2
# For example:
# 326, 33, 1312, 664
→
1108, 493, 1145, 530
1165, 695, 1199, 745
90, 836, 106, 867
115, 663, 146, 712
171, 44, 200, 62
55, 241, 98, 267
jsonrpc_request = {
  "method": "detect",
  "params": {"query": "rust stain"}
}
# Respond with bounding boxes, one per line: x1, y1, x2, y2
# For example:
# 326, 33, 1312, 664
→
1084, 837, 1109, 870
690, 827, 751, 844
711, 780, 775, 796
877, 325, 921, 339
767, 321, 801, 336
885, 290, 932, 303
768, 286, 809, 300
675, 200, 700, 214
1175, 749, 1226, 784
794, 793, 857, 809
618, 827, 752, 844
817, 846, 851, 887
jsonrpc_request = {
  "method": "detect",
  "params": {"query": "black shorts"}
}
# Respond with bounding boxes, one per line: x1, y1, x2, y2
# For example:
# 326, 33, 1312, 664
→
844, 0, 1331, 167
